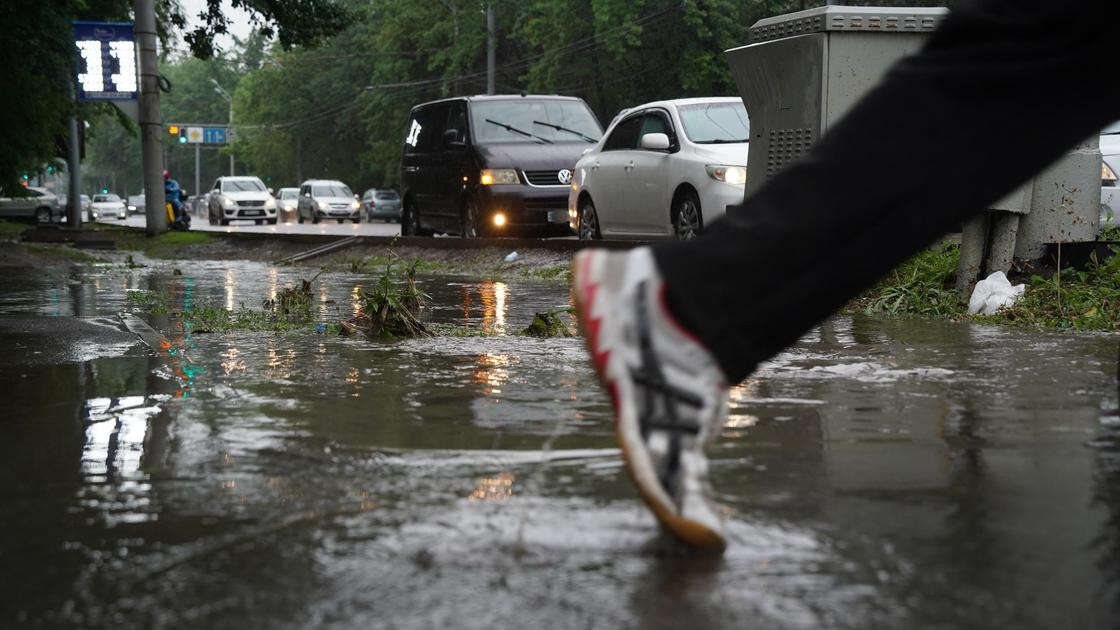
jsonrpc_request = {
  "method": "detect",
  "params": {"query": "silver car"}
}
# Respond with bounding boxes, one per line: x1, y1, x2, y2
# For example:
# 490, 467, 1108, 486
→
1100, 123, 1120, 228
361, 188, 402, 222
297, 179, 360, 224
276, 187, 299, 222
0, 187, 62, 223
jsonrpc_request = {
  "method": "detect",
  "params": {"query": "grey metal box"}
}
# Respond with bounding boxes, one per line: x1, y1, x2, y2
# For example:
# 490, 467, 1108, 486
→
726, 5, 947, 196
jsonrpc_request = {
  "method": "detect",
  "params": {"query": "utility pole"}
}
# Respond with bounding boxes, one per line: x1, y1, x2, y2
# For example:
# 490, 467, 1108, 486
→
135, 0, 166, 234
67, 107, 82, 228
211, 79, 234, 176
486, 3, 496, 95
194, 143, 200, 213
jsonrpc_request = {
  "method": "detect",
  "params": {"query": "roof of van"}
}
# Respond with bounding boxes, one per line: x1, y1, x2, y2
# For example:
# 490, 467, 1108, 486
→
410, 94, 586, 111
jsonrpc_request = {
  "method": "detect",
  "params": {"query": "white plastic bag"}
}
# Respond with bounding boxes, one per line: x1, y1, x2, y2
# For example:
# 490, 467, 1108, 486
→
967, 271, 1026, 315
504, 251, 520, 263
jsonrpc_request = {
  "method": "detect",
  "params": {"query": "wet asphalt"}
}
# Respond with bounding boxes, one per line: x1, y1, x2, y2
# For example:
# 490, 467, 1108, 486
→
0, 257, 1118, 629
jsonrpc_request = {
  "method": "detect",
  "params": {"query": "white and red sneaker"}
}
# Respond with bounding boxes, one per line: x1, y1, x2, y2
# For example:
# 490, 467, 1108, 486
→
573, 247, 729, 550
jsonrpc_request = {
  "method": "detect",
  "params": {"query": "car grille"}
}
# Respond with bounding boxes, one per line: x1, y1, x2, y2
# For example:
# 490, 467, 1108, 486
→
523, 170, 566, 186
237, 199, 265, 207
330, 203, 351, 210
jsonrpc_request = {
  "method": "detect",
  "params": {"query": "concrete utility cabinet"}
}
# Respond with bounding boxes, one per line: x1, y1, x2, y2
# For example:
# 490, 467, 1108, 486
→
725, 4, 1101, 275
726, 5, 947, 197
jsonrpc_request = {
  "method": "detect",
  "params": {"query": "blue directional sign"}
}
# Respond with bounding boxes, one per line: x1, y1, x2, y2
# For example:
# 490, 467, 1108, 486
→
73, 21, 137, 102
203, 127, 228, 144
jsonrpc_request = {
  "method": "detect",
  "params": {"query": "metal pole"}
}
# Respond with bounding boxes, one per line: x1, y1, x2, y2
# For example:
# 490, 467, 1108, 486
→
194, 142, 200, 214
228, 102, 234, 176
67, 112, 82, 228
135, 0, 166, 234
486, 3, 495, 95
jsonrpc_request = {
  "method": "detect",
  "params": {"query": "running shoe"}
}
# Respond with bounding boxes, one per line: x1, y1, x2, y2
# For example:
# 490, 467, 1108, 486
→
573, 247, 728, 550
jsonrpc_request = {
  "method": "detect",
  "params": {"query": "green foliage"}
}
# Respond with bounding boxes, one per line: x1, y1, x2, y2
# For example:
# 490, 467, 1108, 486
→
520, 310, 573, 338
128, 278, 319, 333
856, 242, 964, 318
353, 256, 432, 339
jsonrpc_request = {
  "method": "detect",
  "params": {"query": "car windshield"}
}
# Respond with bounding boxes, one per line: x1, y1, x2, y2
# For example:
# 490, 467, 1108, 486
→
95, 194, 121, 202
678, 101, 750, 144
312, 184, 352, 197
128, 195, 144, 204
375, 191, 399, 200
222, 179, 266, 192
470, 100, 601, 144
279, 189, 297, 199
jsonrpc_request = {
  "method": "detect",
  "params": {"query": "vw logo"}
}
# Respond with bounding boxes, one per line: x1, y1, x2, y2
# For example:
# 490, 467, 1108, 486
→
557, 169, 573, 185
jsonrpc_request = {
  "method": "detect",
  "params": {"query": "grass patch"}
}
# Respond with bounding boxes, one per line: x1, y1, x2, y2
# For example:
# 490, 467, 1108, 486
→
520, 310, 574, 337
21, 243, 107, 263
853, 242, 965, 319
975, 249, 1120, 331
523, 265, 570, 281
0, 220, 30, 238
346, 255, 450, 274
342, 253, 433, 339
90, 224, 213, 257
127, 277, 320, 333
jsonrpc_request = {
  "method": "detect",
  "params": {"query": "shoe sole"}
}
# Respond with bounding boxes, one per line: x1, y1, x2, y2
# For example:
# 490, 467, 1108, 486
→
572, 251, 726, 551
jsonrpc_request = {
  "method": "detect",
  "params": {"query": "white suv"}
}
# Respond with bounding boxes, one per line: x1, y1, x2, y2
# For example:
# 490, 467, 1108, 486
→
207, 176, 277, 226
569, 97, 749, 240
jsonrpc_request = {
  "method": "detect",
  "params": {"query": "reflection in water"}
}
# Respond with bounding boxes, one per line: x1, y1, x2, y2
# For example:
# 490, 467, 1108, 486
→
268, 267, 278, 303
472, 353, 510, 395
351, 285, 362, 318
478, 280, 508, 334
224, 267, 235, 310
81, 397, 162, 478
469, 471, 514, 501
221, 346, 247, 375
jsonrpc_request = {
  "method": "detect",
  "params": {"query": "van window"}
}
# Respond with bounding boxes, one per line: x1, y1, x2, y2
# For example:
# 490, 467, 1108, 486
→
404, 103, 447, 153
445, 102, 468, 147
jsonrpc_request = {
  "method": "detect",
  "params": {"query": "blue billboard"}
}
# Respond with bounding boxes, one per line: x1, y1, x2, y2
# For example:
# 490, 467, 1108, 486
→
73, 21, 137, 101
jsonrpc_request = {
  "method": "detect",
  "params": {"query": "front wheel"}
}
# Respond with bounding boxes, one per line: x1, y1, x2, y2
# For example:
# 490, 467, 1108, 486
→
312, 213, 320, 224
402, 200, 429, 236
459, 198, 483, 238
298, 212, 305, 224
35, 207, 51, 224
672, 190, 702, 240
578, 198, 601, 241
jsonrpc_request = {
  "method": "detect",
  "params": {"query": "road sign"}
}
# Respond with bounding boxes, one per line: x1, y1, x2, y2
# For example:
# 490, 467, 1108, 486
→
203, 127, 227, 144
186, 127, 204, 143
73, 22, 137, 101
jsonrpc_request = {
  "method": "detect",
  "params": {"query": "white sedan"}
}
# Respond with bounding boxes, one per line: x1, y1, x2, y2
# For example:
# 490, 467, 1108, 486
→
91, 193, 128, 220
568, 97, 749, 240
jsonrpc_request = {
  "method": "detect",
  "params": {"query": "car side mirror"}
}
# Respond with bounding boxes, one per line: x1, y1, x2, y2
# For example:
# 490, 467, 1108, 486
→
268, 187, 274, 195
639, 133, 671, 151
354, 194, 359, 199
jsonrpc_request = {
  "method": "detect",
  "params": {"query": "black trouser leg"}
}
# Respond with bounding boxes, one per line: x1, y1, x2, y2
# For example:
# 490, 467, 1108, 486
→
653, 0, 1120, 382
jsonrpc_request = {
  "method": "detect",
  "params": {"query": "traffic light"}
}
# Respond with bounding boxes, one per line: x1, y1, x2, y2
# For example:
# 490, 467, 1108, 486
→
179, 130, 187, 144
101, 187, 109, 194
168, 125, 179, 135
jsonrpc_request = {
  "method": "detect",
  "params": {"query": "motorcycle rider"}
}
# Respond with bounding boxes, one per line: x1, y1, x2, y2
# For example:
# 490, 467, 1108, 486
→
163, 169, 190, 230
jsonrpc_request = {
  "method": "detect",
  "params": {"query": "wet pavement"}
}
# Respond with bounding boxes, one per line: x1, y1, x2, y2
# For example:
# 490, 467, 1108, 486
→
1, 258, 1118, 628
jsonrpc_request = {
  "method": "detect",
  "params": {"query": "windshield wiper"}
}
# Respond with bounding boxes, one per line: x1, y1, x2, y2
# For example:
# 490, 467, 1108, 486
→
485, 118, 552, 144
696, 138, 748, 144
532, 120, 597, 143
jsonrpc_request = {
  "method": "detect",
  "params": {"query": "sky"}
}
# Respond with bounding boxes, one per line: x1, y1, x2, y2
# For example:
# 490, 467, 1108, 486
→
176, 0, 256, 54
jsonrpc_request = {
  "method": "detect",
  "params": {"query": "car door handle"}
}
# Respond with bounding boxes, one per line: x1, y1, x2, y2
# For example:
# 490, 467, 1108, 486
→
591, 162, 600, 171
404, 166, 419, 173
624, 161, 635, 171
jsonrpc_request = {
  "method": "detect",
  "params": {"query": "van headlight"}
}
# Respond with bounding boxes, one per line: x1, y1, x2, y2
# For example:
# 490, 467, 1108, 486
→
479, 169, 519, 185
705, 165, 747, 186
1103, 162, 1117, 187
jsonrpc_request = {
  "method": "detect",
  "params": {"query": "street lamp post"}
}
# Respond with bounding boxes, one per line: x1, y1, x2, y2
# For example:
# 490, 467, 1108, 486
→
211, 79, 234, 176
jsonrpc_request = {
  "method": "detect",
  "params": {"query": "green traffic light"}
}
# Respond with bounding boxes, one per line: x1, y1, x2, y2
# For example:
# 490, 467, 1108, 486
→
101, 187, 109, 194
179, 135, 187, 144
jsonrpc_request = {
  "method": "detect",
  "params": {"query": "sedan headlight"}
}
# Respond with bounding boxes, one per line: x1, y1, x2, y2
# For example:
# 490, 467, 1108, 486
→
479, 168, 519, 185
265, 198, 277, 209
705, 165, 747, 186
1103, 162, 1117, 187
221, 197, 236, 209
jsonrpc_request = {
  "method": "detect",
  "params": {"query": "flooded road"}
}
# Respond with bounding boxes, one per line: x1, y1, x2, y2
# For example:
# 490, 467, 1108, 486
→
1, 259, 1118, 628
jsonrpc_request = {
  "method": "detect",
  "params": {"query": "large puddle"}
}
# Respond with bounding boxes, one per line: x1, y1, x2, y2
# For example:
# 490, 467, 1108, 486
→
1, 259, 1117, 628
